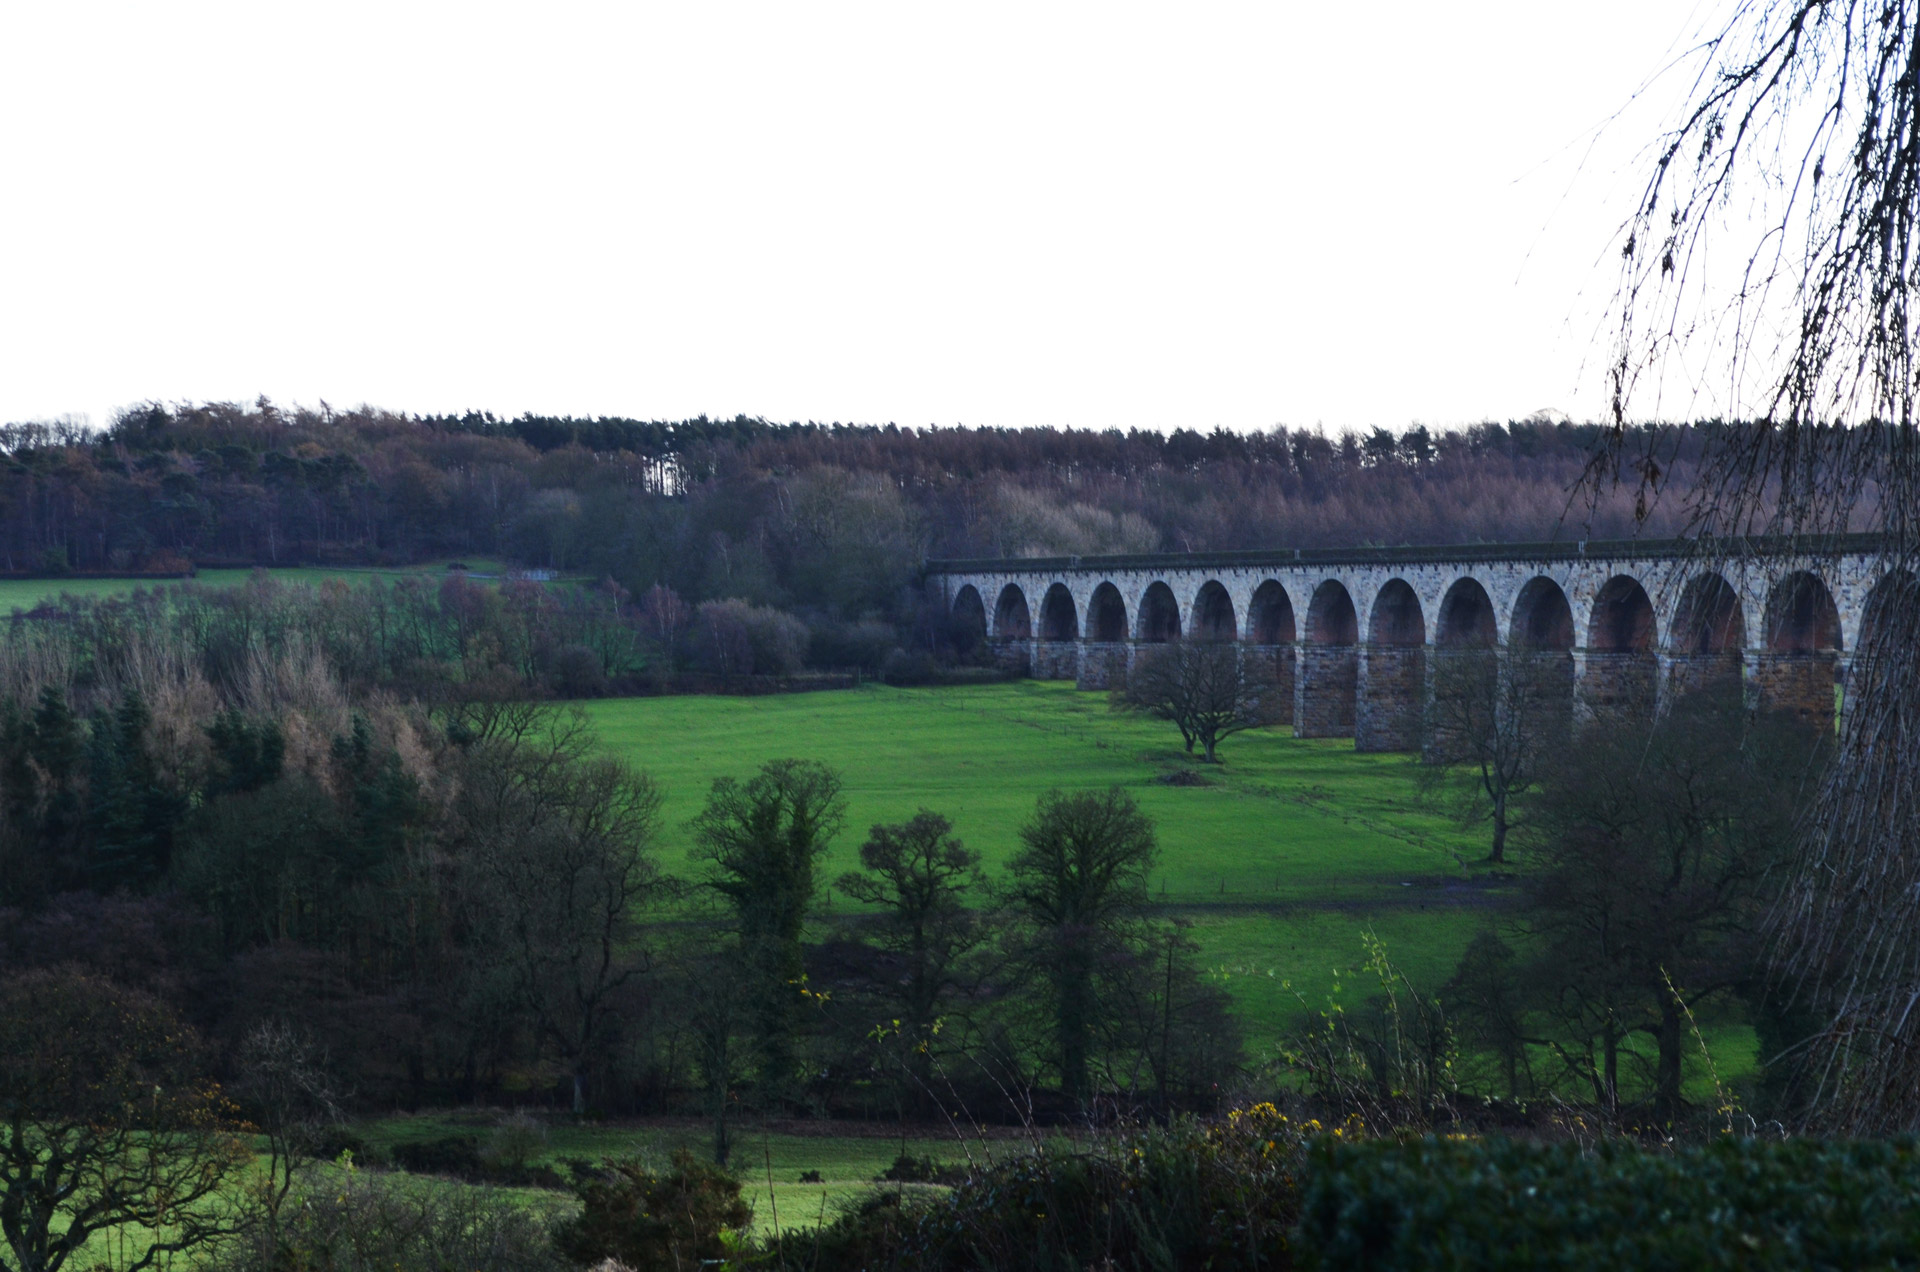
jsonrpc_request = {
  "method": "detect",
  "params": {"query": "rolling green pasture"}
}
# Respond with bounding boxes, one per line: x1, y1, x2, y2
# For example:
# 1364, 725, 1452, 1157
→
586, 682, 1759, 1093
587, 681, 1491, 1038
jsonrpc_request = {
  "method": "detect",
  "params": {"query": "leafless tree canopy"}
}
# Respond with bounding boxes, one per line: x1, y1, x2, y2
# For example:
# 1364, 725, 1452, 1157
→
1116, 642, 1282, 764
1610, 0, 1920, 539
1609, 0, 1920, 1131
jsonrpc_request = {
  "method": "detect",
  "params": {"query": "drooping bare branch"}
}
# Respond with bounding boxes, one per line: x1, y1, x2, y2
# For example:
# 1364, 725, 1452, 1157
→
1608, 0, 1920, 1133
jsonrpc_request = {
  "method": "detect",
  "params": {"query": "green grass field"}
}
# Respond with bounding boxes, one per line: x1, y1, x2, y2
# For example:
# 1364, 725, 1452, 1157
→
586, 681, 1493, 1041
585, 682, 1758, 1088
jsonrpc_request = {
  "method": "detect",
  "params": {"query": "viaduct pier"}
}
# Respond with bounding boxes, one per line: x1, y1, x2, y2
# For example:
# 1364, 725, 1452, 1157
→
926, 537, 1897, 751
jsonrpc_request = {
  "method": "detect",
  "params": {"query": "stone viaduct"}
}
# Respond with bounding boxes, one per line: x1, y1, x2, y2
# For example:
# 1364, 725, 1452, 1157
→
927, 537, 1898, 750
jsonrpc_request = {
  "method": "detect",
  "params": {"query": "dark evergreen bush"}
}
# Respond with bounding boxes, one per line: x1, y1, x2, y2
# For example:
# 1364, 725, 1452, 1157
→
553, 1150, 753, 1270
390, 1134, 485, 1178
1299, 1136, 1920, 1270
770, 1106, 1309, 1271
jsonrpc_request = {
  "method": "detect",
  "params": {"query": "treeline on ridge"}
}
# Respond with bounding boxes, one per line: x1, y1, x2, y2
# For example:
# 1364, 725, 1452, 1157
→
1, 404, 1715, 628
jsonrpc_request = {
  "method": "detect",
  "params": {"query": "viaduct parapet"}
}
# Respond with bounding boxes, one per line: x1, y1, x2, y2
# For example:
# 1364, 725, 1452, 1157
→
927, 536, 1898, 750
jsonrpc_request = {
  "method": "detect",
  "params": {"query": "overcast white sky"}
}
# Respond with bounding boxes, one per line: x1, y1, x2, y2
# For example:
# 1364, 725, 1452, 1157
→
0, 2, 1724, 433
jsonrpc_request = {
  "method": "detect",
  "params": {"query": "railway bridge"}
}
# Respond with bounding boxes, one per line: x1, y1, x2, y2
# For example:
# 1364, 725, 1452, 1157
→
926, 537, 1897, 751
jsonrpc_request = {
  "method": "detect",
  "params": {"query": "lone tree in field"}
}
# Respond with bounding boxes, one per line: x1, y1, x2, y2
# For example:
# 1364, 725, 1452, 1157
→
1116, 640, 1280, 763
0, 970, 250, 1272
692, 758, 846, 1102
1420, 649, 1565, 864
1605, 0, 1920, 1131
835, 810, 988, 1102
1005, 787, 1158, 1104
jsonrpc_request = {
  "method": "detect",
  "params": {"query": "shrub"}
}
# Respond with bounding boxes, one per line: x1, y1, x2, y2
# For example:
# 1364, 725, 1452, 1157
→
391, 1134, 485, 1178
210, 1167, 567, 1272
483, 1111, 550, 1173
310, 1126, 382, 1168
880, 648, 940, 685
553, 1150, 753, 1270
1298, 1136, 1920, 1270
691, 600, 810, 677
808, 618, 898, 673
549, 643, 610, 697
771, 1106, 1310, 1271
874, 1153, 961, 1185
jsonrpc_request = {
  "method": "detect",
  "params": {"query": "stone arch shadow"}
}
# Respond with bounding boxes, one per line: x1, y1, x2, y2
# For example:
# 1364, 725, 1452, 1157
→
1509, 575, 1577, 741
1075, 581, 1132, 690
1357, 578, 1424, 753
950, 584, 987, 659
1247, 580, 1297, 727
1428, 576, 1500, 758
1582, 573, 1658, 718
1191, 580, 1237, 641
1033, 582, 1080, 680
1298, 579, 1358, 738
1840, 569, 1918, 733
1137, 581, 1182, 642
988, 582, 1033, 675
1669, 571, 1746, 699
1758, 570, 1842, 730
993, 583, 1031, 641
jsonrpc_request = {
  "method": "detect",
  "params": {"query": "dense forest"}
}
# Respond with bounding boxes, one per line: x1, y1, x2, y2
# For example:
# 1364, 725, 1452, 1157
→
1, 403, 1706, 626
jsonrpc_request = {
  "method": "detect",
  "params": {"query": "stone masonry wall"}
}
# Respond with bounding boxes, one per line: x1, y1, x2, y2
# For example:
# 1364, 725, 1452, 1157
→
1750, 651, 1840, 732
1579, 652, 1658, 719
1297, 646, 1358, 738
1356, 645, 1424, 752
1243, 644, 1295, 726
1076, 642, 1130, 690
1666, 652, 1744, 700
1033, 640, 1079, 681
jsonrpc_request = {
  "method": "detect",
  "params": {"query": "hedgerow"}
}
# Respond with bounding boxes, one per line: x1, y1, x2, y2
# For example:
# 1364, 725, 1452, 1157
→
1298, 1135, 1920, 1270
767, 1104, 1320, 1271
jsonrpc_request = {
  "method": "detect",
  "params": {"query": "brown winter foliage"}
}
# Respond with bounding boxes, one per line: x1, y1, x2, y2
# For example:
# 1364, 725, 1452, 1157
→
0, 404, 1704, 620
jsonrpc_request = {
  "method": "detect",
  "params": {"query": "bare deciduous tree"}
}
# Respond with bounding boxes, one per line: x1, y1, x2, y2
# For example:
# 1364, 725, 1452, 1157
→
455, 704, 667, 1115
0, 970, 251, 1272
234, 1021, 343, 1239
835, 810, 989, 1103
1115, 641, 1281, 763
1420, 650, 1565, 864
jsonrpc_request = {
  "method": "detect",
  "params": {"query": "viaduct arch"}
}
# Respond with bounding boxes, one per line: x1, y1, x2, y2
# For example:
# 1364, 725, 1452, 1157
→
936, 536, 1886, 753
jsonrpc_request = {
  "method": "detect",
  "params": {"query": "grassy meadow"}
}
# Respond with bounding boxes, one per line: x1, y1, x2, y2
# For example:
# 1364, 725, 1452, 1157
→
585, 681, 1760, 1088
587, 681, 1494, 1043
